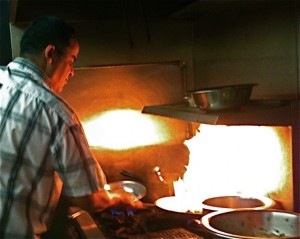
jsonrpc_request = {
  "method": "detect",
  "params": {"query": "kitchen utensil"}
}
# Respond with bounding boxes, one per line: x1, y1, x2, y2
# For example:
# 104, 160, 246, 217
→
201, 195, 276, 215
104, 180, 146, 200
155, 196, 202, 214
191, 83, 257, 111
154, 196, 202, 221
201, 209, 300, 238
120, 170, 144, 183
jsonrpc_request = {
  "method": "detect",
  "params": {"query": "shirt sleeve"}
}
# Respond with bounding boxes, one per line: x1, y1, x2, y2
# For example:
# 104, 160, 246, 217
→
54, 122, 107, 197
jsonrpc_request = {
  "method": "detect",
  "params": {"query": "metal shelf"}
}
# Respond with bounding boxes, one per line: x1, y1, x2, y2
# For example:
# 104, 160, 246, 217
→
142, 100, 294, 126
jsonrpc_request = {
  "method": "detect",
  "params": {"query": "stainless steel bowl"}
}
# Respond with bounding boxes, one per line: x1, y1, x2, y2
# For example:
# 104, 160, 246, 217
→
201, 209, 300, 238
191, 84, 257, 111
201, 195, 276, 215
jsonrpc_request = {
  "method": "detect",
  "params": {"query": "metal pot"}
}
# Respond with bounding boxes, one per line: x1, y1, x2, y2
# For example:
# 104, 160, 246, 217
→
201, 195, 276, 215
191, 84, 257, 111
201, 209, 300, 238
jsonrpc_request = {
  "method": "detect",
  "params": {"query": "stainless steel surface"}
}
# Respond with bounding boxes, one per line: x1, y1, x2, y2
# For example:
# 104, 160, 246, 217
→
191, 84, 256, 111
104, 180, 146, 200
142, 99, 294, 126
201, 195, 275, 215
68, 207, 107, 239
201, 209, 300, 238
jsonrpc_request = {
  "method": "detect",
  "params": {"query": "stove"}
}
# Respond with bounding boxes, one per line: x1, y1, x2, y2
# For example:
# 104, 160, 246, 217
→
68, 204, 217, 239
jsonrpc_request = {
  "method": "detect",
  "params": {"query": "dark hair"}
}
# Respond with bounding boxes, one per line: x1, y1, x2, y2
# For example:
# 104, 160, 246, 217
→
20, 16, 78, 57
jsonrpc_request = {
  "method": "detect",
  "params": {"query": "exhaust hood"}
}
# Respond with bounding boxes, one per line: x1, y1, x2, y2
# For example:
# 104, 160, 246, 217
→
9, 0, 275, 23
142, 99, 298, 126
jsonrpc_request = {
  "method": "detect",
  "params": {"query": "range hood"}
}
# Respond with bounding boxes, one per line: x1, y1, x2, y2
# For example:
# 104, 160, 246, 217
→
142, 99, 298, 126
9, 0, 264, 23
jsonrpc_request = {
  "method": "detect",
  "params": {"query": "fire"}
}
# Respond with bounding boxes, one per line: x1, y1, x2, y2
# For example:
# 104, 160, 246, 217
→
82, 109, 170, 150
173, 124, 288, 212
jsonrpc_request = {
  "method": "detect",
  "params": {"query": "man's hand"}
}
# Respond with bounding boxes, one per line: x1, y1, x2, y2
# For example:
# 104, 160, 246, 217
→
106, 189, 144, 210
65, 188, 143, 213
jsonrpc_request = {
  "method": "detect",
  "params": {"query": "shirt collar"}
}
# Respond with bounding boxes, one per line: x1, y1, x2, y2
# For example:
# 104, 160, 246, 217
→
8, 57, 52, 90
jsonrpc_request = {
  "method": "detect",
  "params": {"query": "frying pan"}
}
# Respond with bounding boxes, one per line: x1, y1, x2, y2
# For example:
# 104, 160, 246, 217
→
154, 196, 203, 221
155, 195, 275, 215
104, 180, 146, 200
201, 195, 275, 215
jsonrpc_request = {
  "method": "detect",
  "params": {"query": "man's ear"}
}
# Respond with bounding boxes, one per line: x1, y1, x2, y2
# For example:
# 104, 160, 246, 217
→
44, 45, 56, 64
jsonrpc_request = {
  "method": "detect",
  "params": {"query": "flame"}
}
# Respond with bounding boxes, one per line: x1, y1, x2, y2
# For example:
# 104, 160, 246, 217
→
82, 109, 169, 150
174, 124, 288, 212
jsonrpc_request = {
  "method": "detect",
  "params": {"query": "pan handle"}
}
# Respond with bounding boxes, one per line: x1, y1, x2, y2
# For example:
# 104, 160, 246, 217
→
120, 170, 144, 183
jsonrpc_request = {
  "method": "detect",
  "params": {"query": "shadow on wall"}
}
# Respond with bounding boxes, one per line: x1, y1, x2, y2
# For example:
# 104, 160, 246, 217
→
91, 143, 190, 202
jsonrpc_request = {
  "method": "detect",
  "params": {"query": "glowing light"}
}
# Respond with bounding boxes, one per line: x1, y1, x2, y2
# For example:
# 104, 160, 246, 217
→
174, 124, 286, 212
123, 186, 134, 193
82, 109, 168, 150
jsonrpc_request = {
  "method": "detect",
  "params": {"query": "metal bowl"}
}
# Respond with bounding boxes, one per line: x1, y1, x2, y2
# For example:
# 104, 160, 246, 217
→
201, 209, 300, 238
201, 195, 276, 215
104, 180, 146, 199
191, 84, 257, 111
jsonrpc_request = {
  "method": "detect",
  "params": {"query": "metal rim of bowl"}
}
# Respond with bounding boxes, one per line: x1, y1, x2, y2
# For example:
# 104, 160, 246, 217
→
201, 209, 300, 239
191, 83, 257, 94
201, 195, 276, 212
190, 83, 257, 111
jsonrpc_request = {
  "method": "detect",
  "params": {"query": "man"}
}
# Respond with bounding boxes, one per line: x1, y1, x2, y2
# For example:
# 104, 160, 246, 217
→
0, 16, 142, 238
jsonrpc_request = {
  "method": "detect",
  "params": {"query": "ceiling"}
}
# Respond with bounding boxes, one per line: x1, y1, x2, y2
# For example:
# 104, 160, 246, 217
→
10, 0, 197, 23
10, 0, 289, 23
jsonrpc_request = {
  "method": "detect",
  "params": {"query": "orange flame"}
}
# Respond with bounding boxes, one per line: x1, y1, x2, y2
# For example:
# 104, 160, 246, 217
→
174, 124, 289, 212
82, 109, 170, 150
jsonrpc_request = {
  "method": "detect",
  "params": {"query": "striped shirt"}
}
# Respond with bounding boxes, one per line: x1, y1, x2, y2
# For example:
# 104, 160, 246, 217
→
0, 57, 107, 238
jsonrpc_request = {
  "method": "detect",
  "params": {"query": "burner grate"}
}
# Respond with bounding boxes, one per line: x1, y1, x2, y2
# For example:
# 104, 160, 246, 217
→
70, 205, 216, 238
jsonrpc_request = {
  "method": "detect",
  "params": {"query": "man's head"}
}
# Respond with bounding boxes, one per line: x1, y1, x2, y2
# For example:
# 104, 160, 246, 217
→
20, 16, 80, 93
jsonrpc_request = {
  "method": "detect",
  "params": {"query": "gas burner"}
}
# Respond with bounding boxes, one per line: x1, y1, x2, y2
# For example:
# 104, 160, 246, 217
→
70, 205, 215, 238
93, 206, 156, 237
110, 209, 138, 216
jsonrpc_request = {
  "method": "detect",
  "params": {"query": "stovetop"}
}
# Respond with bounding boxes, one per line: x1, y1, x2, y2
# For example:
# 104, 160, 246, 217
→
69, 204, 217, 239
